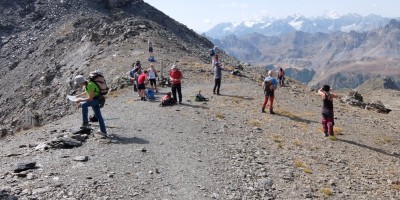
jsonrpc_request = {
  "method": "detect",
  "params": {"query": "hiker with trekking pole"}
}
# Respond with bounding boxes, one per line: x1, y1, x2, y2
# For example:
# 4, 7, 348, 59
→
262, 70, 278, 114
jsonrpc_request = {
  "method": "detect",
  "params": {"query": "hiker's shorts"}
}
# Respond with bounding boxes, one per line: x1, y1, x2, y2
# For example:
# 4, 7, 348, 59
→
265, 90, 274, 97
138, 83, 146, 90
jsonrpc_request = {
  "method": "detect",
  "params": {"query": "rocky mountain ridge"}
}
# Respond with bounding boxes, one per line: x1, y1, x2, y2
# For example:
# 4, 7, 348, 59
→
211, 19, 400, 89
205, 13, 394, 39
0, 0, 237, 132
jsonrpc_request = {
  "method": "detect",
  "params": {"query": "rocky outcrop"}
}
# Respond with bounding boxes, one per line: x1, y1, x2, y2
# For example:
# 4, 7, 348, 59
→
340, 90, 392, 114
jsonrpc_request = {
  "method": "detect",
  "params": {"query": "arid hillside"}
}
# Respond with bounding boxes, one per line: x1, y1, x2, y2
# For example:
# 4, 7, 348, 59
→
0, 0, 240, 132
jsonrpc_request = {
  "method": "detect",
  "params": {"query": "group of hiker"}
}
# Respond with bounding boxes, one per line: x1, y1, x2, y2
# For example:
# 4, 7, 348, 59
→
71, 43, 338, 139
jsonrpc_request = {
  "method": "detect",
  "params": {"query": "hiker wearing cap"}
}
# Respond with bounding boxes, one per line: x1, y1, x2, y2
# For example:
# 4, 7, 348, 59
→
169, 65, 183, 104
262, 70, 278, 114
318, 85, 339, 138
213, 62, 223, 95
73, 75, 107, 135
147, 63, 158, 93
278, 67, 285, 87
138, 70, 148, 101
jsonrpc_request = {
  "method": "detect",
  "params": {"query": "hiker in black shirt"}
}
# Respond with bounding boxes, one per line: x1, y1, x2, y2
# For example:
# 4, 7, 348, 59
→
318, 85, 339, 138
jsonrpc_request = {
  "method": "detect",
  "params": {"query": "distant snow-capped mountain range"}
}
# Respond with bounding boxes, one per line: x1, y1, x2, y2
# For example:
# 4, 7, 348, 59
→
205, 13, 396, 39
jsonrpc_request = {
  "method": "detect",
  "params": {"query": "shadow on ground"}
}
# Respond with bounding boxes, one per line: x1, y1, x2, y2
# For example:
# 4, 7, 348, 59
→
112, 135, 149, 145
337, 138, 400, 158
178, 103, 209, 109
219, 94, 254, 100
273, 112, 318, 124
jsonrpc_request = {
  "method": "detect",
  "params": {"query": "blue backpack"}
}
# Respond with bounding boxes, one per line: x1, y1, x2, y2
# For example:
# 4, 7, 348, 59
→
146, 89, 155, 100
148, 56, 156, 62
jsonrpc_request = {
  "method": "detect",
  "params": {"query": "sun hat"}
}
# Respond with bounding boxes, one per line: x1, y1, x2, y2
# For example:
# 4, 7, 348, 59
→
171, 64, 178, 70
74, 75, 86, 86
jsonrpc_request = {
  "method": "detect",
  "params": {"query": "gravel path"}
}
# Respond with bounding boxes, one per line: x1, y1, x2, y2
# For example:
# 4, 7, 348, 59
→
1, 75, 400, 199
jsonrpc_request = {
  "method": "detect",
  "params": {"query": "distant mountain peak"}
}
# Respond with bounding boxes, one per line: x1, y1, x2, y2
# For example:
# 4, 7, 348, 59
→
205, 13, 392, 39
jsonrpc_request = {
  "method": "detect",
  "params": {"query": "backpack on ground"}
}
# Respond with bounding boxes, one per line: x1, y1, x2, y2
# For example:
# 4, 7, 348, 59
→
195, 91, 208, 102
146, 89, 155, 100
160, 93, 175, 106
89, 70, 109, 96
148, 56, 156, 62
209, 48, 215, 56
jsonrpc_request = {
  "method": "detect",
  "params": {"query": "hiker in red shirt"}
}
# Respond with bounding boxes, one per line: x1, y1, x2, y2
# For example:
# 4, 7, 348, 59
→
169, 65, 183, 104
137, 70, 148, 101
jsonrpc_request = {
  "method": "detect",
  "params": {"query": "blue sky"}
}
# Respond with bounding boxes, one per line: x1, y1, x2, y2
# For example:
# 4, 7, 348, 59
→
143, 0, 400, 33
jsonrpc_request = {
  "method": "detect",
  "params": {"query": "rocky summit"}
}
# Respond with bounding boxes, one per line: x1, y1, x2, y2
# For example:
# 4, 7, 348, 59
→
1, 0, 400, 200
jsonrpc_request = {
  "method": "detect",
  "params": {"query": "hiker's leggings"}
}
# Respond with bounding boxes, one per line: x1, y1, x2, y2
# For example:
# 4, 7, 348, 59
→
171, 83, 182, 103
262, 96, 274, 110
81, 99, 106, 134
322, 116, 334, 136
213, 78, 221, 94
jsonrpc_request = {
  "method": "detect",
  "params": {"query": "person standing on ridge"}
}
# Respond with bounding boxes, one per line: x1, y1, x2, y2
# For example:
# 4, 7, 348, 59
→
317, 85, 339, 139
262, 70, 278, 114
278, 67, 285, 87
148, 38, 154, 59
137, 70, 148, 101
129, 62, 138, 92
73, 75, 107, 136
147, 63, 158, 93
213, 62, 223, 95
169, 65, 183, 104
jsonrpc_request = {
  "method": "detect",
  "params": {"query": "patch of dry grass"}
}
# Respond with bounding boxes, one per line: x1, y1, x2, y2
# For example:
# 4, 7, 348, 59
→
277, 143, 283, 149
303, 112, 317, 117
375, 135, 392, 145
294, 138, 302, 147
333, 127, 344, 135
294, 159, 307, 168
303, 168, 313, 174
215, 113, 225, 119
387, 167, 398, 176
322, 188, 333, 196
271, 134, 284, 143
248, 119, 262, 127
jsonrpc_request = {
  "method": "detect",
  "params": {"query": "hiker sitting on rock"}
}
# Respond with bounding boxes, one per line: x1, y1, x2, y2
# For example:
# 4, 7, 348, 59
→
262, 70, 278, 114
73, 75, 107, 136
318, 85, 339, 138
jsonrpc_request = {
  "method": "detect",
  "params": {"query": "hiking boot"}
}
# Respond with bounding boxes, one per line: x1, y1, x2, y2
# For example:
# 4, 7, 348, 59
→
324, 132, 328, 137
80, 122, 90, 130
270, 110, 275, 115
262, 107, 266, 113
